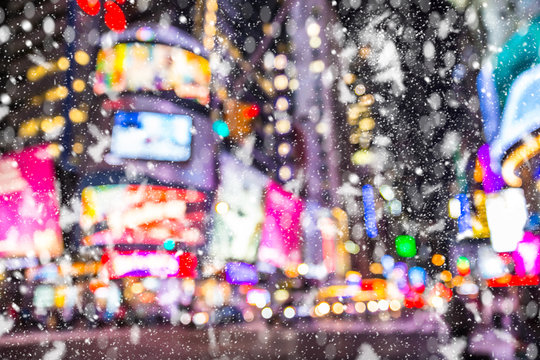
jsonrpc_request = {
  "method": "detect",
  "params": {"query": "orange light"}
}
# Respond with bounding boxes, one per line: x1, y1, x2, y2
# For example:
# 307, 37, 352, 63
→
501, 133, 540, 187
432, 254, 445, 266
440, 270, 452, 283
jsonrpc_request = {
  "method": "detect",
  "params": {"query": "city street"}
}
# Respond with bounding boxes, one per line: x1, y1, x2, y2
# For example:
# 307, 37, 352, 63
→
0, 312, 447, 359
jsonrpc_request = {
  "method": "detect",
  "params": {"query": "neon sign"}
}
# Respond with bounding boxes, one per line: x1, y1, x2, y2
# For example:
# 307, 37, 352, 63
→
102, 250, 197, 279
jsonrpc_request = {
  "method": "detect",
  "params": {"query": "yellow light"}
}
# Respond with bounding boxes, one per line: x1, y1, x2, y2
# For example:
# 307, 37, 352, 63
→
358, 117, 375, 131
355, 302, 366, 313
57, 57, 70, 71
359, 46, 371, 58
274, 74, 289, 90
27, 66, 46, 82
309, 60, 325, 73
18, 119, 40, 137
389, 299, 401, 311
72, 79, 86, 92
369, 263, 383, 274
367, 300, 378, 312
451, 275, 463, 287
206, 0, 218, 11
283, 306, 296, 319
41, 117, 64, 133
501, 133, 540, 187
275, 97, 289, 111
131, 282, 144, 294
279, 166, 292, 181
297, 263, 309, 276
47, 143, 62, 158
274, 289, 289, 302
289, 78, 299, 91
440, 270, 452, 282
309, 36, 321, 48
359, 94, 375, 106
192, 312, 209, 325
278, 142, 291, 157
315, 302, 330, 316
332, 302, 344, 315
72, 142, 84, 154
448, 197, 461, 219
351, 149, 373, 165
274, 54, 287, 70
306, 22, 320, 37
275, 119, 291, 134
214, 201, 229, 215
69, 108, 87, 123
354, 84, 366, 96
74, 50, 90, 66
343, 73, 356, 85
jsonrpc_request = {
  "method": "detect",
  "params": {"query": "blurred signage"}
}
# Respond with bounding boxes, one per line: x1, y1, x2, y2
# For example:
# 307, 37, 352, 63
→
94, 43, 210, 105
512, 232, 540, 276
486, 188, 528, 252
223, 100, 260, 140
490, 64, 540, 173
0, 145, 63, 258
258, 181, 303, 270
102, 250, 197, 279
110, 111, 192, 162
81, 184, 206, 246
362, 185, 378, 238
224, 262, 258, 285
210, 154, 267, 265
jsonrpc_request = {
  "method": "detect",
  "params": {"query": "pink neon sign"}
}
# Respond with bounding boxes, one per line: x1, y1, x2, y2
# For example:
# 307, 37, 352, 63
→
0, 146, 62, 258
258, 181, 303, 269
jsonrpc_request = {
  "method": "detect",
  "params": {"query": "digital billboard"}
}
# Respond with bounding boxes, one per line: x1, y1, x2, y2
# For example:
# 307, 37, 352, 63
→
258, 181, 303, 270
101, 250, 197, 279
94, 43, 211, 105
110, 111, 192, 162
81, 184, 206, 246
0, 146, 63, 258
209, 153, 268, 265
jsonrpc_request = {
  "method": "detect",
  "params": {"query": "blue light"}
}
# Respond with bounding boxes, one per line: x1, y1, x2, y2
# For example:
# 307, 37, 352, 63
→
362, 184, 378, 238
213, 120, 230, 137
163, 238, 175, 251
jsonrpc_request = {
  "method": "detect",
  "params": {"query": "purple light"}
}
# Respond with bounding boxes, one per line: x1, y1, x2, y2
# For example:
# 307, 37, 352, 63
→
477, 144, 504, 194
513, 232, 540, 276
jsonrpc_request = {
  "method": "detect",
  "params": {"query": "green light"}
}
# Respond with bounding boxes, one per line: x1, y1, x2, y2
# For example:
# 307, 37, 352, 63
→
395, 235, 416, 258
456, 256, 470, 276
163, 238, 175, 251
213, 120, 230, 137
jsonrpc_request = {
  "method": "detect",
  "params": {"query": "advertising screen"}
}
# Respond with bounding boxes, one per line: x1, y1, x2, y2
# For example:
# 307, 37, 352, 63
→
94, 43, 210, 105
81, 184, 206, 246
258, 181, 303, 270
485, 188, 527, 252
0, 146, 63, 258
210, 154, 268, 266
101, 250, 197, 279
110, 111, 192, 162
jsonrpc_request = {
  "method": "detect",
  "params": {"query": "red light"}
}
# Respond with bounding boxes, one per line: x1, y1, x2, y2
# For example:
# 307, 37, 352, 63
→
243, 105, 260, 119
77, 0, 100, 16
104, 1, 126, 33
487, 274, 539, 287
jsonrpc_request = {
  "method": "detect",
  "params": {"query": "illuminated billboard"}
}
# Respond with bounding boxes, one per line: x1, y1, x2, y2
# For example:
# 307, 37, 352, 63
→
485, 188, 527, 253
94, 43, 210, 105
0, 146, 63, 258
258, 181, 303, 270
81, 184, 206, 246
210, 154, 268, 265
110, 111, 192, 162
101, 250, 197, 279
